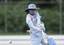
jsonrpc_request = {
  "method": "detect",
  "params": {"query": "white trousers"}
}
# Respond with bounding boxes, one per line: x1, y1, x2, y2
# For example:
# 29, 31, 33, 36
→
31, 30, 47, 45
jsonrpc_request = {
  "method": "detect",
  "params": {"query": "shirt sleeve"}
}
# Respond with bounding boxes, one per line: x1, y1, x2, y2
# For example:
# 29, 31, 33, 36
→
37, 13, 41, 25
26, 15, 39, 30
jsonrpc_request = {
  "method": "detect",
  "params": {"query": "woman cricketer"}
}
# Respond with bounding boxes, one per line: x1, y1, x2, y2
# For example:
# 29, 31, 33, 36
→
25, 3, 56, 45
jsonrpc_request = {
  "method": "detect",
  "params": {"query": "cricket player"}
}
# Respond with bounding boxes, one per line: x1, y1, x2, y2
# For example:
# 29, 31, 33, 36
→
25, 3, 56, 45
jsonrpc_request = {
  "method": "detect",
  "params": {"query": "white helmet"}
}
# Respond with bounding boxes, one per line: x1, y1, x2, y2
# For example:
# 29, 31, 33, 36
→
25, 4, 38, 11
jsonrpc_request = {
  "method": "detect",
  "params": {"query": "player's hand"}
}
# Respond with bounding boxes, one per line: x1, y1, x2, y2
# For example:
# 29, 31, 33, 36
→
38, 25, 45, 31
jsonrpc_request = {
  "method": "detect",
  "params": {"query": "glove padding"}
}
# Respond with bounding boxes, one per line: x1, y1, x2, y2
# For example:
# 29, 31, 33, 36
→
37, 22, 45, 31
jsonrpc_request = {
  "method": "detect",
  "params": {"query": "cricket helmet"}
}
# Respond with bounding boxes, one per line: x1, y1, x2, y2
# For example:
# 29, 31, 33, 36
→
25, 4, 38, 12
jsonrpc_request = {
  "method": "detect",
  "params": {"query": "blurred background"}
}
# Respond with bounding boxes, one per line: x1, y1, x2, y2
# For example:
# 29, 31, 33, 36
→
0, 0, 64, 35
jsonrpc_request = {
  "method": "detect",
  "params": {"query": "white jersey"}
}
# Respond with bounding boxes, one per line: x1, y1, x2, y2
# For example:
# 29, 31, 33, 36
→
26, 12, 45, 31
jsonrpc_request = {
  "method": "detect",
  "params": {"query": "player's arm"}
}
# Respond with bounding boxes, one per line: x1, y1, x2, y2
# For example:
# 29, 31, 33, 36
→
37, 14, 45, 31
40, 22, 46, 31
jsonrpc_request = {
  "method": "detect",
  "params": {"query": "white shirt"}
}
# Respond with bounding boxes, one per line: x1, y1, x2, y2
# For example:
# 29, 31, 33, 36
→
26, 13, 45, 31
